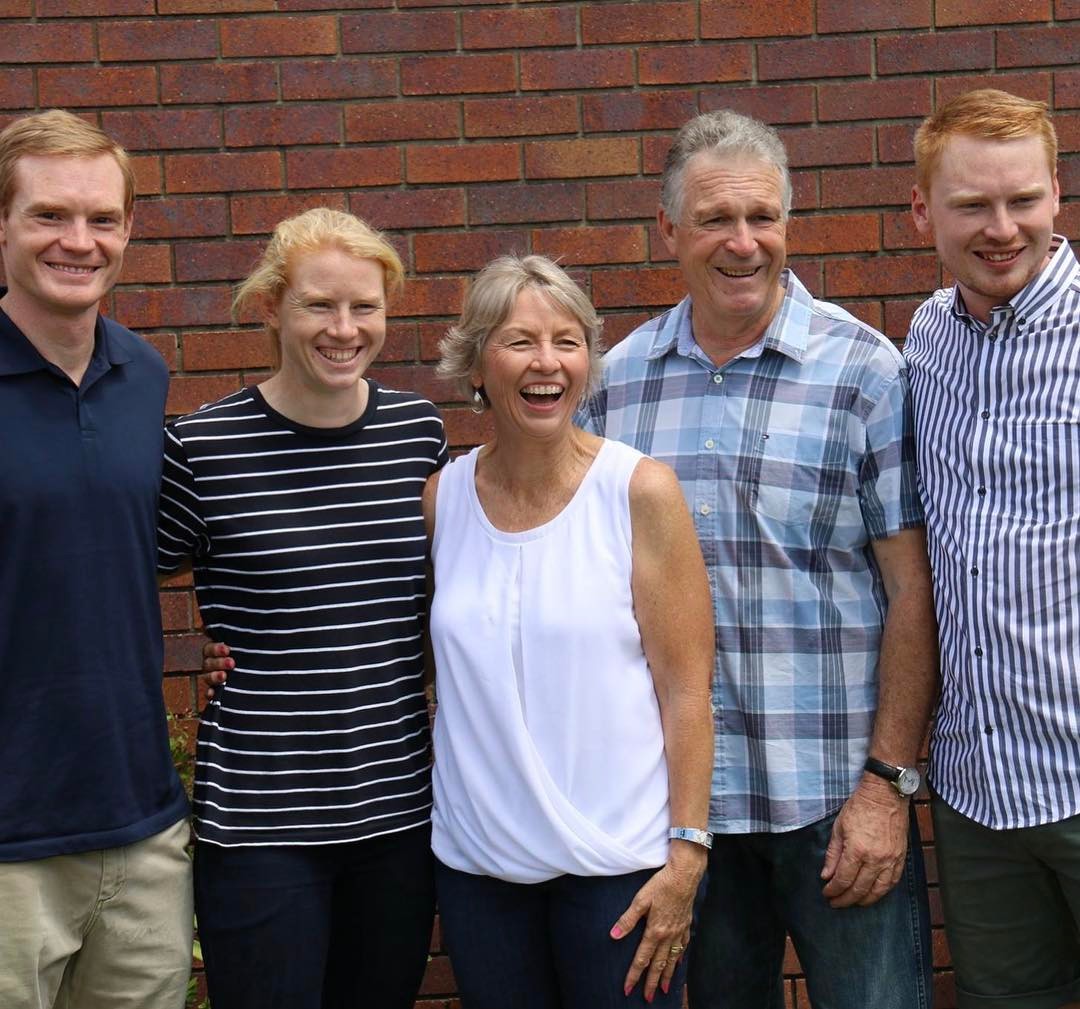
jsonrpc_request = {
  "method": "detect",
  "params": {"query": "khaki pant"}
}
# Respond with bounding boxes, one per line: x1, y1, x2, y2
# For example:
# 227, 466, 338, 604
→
0, 817, 193, 1009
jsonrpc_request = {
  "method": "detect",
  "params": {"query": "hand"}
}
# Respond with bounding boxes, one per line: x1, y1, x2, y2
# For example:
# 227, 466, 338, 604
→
820, 775, 909, 908
609, 844, 705, 1001
201, 640, 233, 700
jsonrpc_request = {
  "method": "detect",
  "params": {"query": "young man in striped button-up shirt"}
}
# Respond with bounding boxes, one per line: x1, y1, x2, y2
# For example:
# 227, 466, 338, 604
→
909, 89, 1080, 1009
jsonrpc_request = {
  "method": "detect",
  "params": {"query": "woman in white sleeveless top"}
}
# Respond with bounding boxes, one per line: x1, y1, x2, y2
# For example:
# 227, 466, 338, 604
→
425, 256, 715, 1008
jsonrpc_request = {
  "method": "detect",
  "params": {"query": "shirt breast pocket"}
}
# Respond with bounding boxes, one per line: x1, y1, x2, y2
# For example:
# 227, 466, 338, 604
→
1013, 419, 1080, 525
749, 451, 850, 528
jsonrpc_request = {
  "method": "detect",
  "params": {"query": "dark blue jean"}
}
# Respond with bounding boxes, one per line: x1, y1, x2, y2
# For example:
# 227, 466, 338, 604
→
195, 824, 435, 1009
687, 806, 932, 1009
435, 858, 695, 1009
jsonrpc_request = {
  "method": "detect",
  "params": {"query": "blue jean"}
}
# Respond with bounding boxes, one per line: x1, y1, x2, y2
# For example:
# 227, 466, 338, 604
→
435, 858, 695, 1009
195, 824, 435, 1009
688, 806, 931, 1009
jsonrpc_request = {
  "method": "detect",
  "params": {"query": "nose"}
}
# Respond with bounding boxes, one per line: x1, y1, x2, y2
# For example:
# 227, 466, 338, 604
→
724, 218, 756, 257
530, 340, 558, 371
58, 218, 95, 253
984, 204, 1019, 244
327, 307, 358, 339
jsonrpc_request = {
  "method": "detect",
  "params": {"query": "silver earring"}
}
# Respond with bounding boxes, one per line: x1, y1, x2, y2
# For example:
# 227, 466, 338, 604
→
471, 388, 485, 414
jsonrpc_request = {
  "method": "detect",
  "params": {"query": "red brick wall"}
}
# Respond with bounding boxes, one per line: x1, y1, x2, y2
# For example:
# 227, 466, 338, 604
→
3, 3, 1075, 1005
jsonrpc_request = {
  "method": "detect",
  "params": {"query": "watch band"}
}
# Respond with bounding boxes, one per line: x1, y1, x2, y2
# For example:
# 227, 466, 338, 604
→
668, 827, 713, 849
864, 757, 921, 797
864, 757, 902, 782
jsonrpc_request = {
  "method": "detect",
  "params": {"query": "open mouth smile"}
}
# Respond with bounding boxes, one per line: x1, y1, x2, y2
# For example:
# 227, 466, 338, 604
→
976, 249, 1024, 264
520, 383, 564, 405
46, 263, 99, 275
716, 266, 760, 278
317, 347, 361, 363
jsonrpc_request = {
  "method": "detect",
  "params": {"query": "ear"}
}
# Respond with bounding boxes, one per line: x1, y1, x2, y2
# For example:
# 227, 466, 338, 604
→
120, 207, 134, 247
911, 185, 933, 237
657, 204, 679, 257
1052, 171, 1061, 218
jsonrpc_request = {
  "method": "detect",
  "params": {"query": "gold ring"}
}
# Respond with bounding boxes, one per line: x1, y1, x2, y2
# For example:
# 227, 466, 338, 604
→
669, 943, 686, 954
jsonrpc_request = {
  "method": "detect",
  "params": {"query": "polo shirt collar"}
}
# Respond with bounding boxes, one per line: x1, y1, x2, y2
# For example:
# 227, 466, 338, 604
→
949, 234, 1079, 328
644, 269, 808, 366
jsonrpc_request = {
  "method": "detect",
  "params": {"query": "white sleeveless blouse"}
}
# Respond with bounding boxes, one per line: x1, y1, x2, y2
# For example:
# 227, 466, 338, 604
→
429, 439, 670, 883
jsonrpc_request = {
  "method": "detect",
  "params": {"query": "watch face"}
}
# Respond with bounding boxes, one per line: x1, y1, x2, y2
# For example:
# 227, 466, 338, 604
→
896, 767, 921, 796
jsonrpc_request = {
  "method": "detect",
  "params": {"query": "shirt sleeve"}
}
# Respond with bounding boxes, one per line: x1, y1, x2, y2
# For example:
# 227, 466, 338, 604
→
858, 366, 925, 540
157, 422, 208, 573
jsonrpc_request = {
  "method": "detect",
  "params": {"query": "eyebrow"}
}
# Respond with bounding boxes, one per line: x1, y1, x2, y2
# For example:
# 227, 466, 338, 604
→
23, 200, 125, 218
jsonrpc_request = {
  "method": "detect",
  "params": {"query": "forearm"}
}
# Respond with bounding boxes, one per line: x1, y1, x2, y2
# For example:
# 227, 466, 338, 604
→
658, 684, 714, 859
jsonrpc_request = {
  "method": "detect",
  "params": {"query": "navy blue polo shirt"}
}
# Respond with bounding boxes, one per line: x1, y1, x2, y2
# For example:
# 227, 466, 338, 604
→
0, 295, 187, 861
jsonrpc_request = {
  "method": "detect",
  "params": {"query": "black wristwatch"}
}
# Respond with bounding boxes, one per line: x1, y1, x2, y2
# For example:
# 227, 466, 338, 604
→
863, 757, 921, 797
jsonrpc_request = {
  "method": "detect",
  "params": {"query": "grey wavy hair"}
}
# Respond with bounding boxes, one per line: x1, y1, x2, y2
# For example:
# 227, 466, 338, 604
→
437, 255, 604, 404
660, 110, 792, 223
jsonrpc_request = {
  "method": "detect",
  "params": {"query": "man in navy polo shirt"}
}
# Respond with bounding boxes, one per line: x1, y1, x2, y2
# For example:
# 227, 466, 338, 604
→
0, 110, 191, 1008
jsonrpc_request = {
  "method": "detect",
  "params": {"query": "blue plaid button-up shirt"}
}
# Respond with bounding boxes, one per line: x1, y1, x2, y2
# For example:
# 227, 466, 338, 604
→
581, 271, 924, 833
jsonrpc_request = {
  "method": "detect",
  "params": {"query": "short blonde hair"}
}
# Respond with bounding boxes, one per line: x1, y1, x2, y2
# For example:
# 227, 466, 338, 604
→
0, 109, 135, 218
437, 255, 604, 403
914, 89, 1057, 193
233, 207, 403, 344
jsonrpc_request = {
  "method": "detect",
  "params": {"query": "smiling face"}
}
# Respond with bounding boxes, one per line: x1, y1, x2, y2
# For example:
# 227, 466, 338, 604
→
912, 133, 1059, 323
659, 151, 787, 354
0, 153, 130, 327
268, 245, 387, 402
472, 286, 590, 442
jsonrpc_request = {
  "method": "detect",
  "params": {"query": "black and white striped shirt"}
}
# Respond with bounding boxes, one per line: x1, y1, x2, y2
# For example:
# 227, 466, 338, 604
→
158, 383, 448, 847
905, 236, 1080, 830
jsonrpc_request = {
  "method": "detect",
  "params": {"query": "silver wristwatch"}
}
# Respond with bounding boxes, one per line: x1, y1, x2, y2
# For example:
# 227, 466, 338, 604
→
864, 757, 922, 797
668, 826, 713, 849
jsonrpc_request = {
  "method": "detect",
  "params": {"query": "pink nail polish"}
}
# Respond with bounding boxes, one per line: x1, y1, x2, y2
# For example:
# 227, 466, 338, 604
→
610, 925, 623, 939
661, 979, 670, 995
624, 984, 632, 997
645, 991, 655, 1004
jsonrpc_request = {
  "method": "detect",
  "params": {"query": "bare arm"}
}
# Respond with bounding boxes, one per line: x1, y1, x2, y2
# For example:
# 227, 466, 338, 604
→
821, 526, 938, 907
610, 457, 715, 1000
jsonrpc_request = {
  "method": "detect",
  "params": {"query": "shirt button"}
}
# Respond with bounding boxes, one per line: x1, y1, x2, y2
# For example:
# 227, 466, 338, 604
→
712, 373, 724, 385
981, 409, 990, 419
970, 566, 979, 576
985, 725, 994, 736
704, 439, 715, 450
699, 503, 711, 516
1018, 316, 1026, 325
974, 646, 983, 657
977, 486, 987, 497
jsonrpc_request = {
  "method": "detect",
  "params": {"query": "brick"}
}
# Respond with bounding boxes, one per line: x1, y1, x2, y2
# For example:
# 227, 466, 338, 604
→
102, 109, 222, 152
40, 0, 152, 13
118, 244, 172, 285
221, 16, 337, 57
231, 192, 348, 234
819, 79, 931, 122
817, 0, 930, 32
369, 364, 454, 405
347, 101, 459, 142
878, 123, 918, 164
638, 43, 752, 85
143, 331, 178, 372
407, 144, 519, 184
591, 267, 684, 308
287, 147, 400, 189
399, 0, 502, 6
934, 71, 1051, 105
785, 213, 879, 255
161, 62, 277, 104
39, 67, 157, 107
175, 241, 265, 283
115, 287, 233, 329
837, 300, 884, 332
583, 91, 697, 133
782, 125, 873, 167
586, 180, 658, 221
700, 84, 815, 125
441, 408, 494, 449
99, 19, 217, 61
158, 0, 272, 10
521, 50, 634, 91
884, 298, 921, 343
342, 10, 456, 52
281, 59, 396, 101
420, 321, 449, 361
166, 152, 281, 194
999, 25, 1080, 67
0, 0, 32, 11
824, 254, 938, 298
581, 2, 695, 44
469, 182, 582, 225
877, 30, 993, 75
0, 22, 93, 62
1056, 69, 1080, 108
642, 136, 670, 175
1060, 0, 1080, 18
532, 225, 646, 266
758, 37, 871, 80
391, 277, 467, 318
225, 105, 341, 147
701, 0, 813, 38
883, 211, 934, 251
0, 69, 33, 109
599, 311, 653, 347
131, 155, 162, 196
280, 0, 389, 7
413, 230, 528, 273
183, 330, 275, 371
351, 189, 465, 230
166, 375, 243, 418
402, 54, 516, 96
526, 138, 638, 180
821, 166, 915, 208
937, 0, 1049, 25
465, 97, 578, 139
465, 8, 577, 48
163, 632, 207, 673
133, 197, 228, 239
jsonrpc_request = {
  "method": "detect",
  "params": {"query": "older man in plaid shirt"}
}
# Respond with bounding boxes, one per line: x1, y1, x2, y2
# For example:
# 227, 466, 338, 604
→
581, 110, 937, 1008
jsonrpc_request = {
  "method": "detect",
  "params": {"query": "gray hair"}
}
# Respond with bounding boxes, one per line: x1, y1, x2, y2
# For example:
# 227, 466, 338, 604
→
437, 255, 604, 404
660, 110, 792, 222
